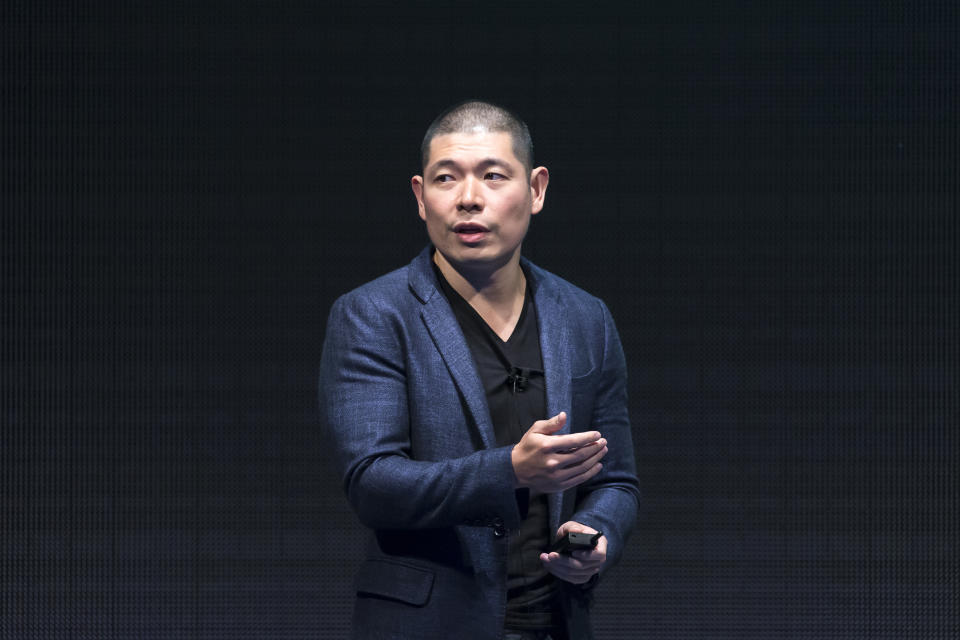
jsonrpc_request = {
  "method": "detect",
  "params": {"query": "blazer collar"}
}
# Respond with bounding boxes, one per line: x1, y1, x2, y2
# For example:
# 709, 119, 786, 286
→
407, 245, 441, 304
406, 244, 565, 311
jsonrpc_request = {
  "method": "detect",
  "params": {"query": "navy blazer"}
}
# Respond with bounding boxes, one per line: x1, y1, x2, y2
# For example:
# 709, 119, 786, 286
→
319, 247, 640, 639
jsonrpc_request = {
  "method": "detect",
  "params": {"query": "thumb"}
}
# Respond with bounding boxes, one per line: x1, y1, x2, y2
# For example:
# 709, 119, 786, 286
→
529, 412, 566, 435
557, 520, 595, 537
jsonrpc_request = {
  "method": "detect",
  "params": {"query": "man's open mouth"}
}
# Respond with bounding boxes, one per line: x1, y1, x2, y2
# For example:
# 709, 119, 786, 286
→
454, 223, 489, 234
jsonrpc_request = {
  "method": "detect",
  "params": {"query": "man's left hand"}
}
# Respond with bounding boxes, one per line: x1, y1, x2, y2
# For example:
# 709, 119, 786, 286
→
539, 521, 607, 584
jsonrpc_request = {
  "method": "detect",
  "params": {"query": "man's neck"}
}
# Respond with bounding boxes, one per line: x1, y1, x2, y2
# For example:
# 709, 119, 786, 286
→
433, 249, 525, 303
433, 249, 527, 341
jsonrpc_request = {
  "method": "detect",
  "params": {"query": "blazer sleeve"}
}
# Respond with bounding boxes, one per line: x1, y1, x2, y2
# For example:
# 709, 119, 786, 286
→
569, 299, 641, 570
318, 291, 524, 532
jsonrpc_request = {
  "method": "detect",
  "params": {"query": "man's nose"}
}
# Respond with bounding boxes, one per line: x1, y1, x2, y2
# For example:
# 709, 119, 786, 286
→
457, 175, 483, 211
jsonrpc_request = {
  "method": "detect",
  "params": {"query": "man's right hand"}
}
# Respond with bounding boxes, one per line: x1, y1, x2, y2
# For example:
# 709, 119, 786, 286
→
511, 412, 608, 494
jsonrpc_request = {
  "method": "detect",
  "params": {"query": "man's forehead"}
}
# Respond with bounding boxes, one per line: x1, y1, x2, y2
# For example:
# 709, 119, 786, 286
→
425, 130, 519, 168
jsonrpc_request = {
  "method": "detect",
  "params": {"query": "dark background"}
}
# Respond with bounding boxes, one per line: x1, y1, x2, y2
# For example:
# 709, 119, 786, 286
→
2, 2, 957, 638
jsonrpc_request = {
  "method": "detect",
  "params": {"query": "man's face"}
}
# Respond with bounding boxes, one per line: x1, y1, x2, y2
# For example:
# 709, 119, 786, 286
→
411, 130, 548, 274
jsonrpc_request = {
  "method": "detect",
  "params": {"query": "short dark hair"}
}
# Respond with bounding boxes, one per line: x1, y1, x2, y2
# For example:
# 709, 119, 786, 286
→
420, 100, 534, 173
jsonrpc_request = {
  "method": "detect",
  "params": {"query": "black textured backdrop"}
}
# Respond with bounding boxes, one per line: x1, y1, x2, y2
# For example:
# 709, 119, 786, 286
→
2, 2, 957, 638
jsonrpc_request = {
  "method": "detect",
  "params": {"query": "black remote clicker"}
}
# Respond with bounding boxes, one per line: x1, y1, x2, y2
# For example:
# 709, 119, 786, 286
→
547, 530, 603, 555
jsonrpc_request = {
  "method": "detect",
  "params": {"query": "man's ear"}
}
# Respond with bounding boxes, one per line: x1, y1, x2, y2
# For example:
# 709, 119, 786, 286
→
529, 166, 549, 215
411, 175, 426, 221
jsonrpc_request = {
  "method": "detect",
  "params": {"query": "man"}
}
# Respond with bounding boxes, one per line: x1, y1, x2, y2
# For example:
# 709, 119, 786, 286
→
319, 101, 639, 639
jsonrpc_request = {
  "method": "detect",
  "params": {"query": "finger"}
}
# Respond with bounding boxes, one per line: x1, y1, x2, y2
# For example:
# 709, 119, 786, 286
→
558, 521, 596, 536
540, 554, 598, 584
541, 552, 583, 571
546, 432, 604, 456
529, 412, 566, 435
539, 552, 566, 569
572, 549, 605, 566
553, 555, 587, 571
561, 552, 604, 573
555, 445, 608, 482
555, 460, 604, 491
555, 438, 607, 467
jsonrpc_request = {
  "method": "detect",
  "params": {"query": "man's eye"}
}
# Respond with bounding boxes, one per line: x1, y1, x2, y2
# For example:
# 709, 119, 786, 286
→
435, 174, 454, 183
485, 172, 506, 180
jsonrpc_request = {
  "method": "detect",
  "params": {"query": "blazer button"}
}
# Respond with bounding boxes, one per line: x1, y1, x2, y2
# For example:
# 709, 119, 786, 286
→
493, 523, 506, 537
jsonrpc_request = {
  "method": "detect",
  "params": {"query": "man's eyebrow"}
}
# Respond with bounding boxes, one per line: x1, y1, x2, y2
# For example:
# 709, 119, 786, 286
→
428, 158, 514, 173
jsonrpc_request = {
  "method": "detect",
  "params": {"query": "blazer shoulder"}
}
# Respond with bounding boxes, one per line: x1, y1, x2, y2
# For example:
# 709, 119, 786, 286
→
526, 261, 608, 317
332, 265, 417, 314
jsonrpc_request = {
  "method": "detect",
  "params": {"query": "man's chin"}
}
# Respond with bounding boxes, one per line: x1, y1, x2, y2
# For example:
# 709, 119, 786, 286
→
440, 247, 522, 276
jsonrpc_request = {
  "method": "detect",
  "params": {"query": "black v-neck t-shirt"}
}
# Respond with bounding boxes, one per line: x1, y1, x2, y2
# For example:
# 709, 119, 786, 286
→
432, 260, 561, 631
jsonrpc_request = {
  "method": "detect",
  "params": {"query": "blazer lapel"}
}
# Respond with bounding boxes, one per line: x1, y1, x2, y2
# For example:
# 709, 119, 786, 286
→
530, 271, 573, 533
409, 247, 498, 451
419, 298, 497, 450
